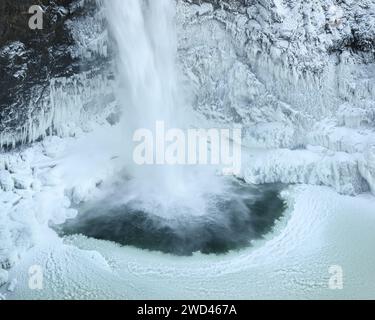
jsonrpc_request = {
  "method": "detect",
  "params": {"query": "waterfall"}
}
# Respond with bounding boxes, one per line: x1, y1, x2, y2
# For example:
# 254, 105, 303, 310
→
104, 0, 238, 218
106, 0, 179, 136
106, 0, 187, 201
61, 1, 282, 256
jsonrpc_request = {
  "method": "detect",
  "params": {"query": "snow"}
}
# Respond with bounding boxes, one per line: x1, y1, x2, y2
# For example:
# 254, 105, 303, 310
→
240, 147, 369, 196
359, 146, 375, 195
0, 171, 14, 192
0, 120, 374, 299
176, 0, 375, 194
1, 184, 375, 299
0, 0, 374, 299
0, 269, 8, 287
0, 70, 117, 149
0, 133, 89, 273
66, 5, 109, 59
177, 0, 375, 137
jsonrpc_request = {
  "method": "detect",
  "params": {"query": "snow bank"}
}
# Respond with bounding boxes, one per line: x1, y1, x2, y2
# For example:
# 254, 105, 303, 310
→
241, 147, 369, 196
3, 185, 375, 299
0, 124, 123, 279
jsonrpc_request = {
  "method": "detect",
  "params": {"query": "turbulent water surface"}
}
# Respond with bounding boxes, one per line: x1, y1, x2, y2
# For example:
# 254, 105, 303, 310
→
60, 178, 286, 255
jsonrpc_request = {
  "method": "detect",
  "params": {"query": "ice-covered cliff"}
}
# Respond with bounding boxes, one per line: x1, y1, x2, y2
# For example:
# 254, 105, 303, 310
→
1, 0, 374, 196
0, 0, 116, 148
177, 0, 375, 194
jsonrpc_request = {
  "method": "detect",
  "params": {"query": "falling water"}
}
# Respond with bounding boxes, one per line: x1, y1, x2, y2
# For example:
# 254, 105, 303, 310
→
106, 0, 197, 206
104, 0, 248, 218
106, 0, 179, 136
60, 0, 286, 254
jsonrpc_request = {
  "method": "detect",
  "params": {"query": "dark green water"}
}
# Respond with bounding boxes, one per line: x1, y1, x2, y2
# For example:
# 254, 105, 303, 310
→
59, 179, 286, 256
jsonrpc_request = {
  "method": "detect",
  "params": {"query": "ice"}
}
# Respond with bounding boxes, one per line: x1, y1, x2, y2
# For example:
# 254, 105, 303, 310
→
176, 0, 375, 195
13, 174, 33, 190
241, 147, 369, 195
1, 185, 375, 299
0, 269, 8, 287
0, 170, 14, 192
0, 0, 374, 299
359, 146, 375, 195
66, 1, 109, 59
7, 279, 17, 292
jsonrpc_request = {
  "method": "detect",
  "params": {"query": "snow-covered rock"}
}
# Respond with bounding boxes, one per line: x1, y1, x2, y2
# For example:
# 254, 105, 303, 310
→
177, 0, 375, 195
178, 0, 375, 145
359, 146, 375, 194
242, 148, 369, 196
0, 170, 14, 191
0, 269, 9, 287
7, 278, 17, 292
13, 174, 33, 190
0, 0, 116, 149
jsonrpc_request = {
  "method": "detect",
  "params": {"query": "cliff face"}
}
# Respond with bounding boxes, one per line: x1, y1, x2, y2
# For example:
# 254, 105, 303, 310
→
0, 1, 74, 43
0, 0, 374, 194
1, 0, 374, 148
176, 0, 375, 194
0, 0, 113, 148
1, 1, 75, 142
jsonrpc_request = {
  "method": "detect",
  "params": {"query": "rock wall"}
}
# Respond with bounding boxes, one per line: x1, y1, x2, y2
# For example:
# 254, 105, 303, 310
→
177, 0, 375, 194
0, 0, 115, 148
